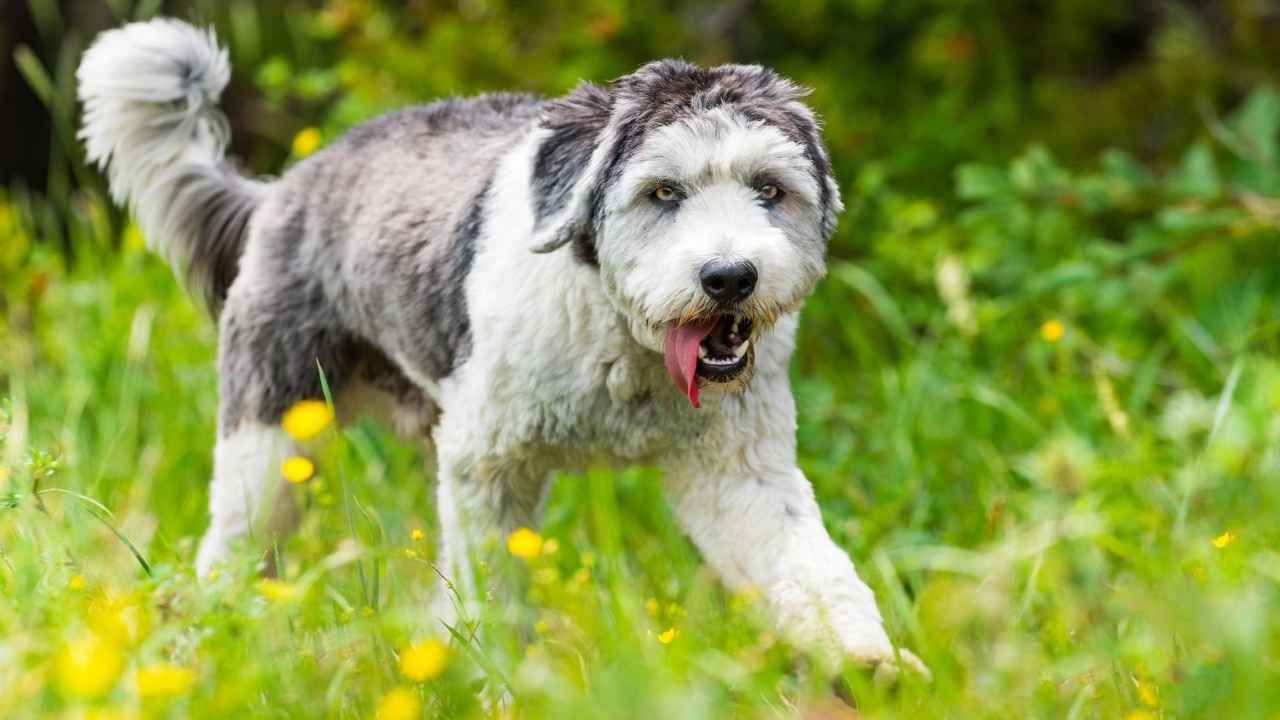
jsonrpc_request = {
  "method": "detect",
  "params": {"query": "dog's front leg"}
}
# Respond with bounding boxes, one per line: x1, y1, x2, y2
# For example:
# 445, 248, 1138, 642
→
662, 462, 927, 679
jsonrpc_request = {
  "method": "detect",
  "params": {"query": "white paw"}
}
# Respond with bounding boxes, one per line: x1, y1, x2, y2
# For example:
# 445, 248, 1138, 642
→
868, 646, 931, 684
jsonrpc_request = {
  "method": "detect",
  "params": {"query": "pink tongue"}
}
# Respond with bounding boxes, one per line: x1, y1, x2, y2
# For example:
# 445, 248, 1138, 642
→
664, 319, 718, 408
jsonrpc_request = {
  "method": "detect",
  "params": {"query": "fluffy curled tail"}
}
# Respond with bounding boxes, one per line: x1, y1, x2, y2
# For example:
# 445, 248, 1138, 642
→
78, 18, 265, 313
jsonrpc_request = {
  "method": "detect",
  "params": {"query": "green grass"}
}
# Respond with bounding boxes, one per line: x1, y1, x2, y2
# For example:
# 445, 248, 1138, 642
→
3, 175, 1280, 719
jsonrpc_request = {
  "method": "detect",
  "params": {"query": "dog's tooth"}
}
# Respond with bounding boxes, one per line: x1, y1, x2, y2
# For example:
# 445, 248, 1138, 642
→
698, 345, 708, 359
734, 339, 750, 358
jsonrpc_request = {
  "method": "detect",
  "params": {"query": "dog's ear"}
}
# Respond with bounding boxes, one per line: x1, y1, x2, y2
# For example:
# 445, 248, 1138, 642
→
529, 82, 615, 257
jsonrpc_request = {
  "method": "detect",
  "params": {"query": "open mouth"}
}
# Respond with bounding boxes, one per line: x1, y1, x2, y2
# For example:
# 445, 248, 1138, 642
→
664, 313, 755, 408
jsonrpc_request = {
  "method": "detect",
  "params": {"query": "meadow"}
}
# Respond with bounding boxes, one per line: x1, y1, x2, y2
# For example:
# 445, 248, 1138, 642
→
2, 1, 1280, 718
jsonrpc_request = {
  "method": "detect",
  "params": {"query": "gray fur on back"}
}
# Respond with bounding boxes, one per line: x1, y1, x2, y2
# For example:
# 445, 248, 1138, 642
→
218, 93, 543, 428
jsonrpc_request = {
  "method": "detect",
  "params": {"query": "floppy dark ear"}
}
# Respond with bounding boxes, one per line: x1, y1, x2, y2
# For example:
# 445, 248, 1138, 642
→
529, 82, 614, 257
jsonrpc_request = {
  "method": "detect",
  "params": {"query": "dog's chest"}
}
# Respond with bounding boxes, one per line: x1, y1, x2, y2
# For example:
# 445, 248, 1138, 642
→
467, 334, 731, 466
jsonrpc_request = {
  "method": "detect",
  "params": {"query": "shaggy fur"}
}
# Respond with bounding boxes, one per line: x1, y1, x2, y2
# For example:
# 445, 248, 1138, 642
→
78, 18, 926, 678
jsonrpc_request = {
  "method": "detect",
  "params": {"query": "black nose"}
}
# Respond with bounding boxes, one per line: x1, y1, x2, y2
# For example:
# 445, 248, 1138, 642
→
699, 260, 758, 304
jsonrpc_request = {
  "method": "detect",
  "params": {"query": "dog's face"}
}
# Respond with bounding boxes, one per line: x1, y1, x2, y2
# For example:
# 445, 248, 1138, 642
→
531, 61, 842, 407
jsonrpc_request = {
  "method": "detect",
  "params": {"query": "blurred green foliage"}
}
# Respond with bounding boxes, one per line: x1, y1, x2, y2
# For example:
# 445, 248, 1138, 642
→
3, 0, 1280, 718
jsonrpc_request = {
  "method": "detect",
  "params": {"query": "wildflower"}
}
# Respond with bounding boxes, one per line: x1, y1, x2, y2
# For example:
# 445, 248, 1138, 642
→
257, 578, 296, 603
645, 598, 659, 616
657, 627, 678, 644
403, 548, 418, 559
291, 127, 322, 158
135, 663, 196, 697
89, 592, 149, 646
410, 528, 425, 542
399, 639, 449, 681
1211, 531, 1234, 549
541, 538, 560, 555
1040, 319, 1065, 343
0, 466, 8, 484
281, 400, 333, 441
56, 632, 123, 699
506, 527, 543, 559
206, 569, 220, 581
281, 456, 315, 484
362, 606, 375, 617
1124, 712, 1155, 720
376, 686, 420, 720
69, 575, 85, 590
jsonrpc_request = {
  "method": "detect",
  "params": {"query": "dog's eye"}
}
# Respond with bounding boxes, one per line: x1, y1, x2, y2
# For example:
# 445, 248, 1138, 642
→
652, 185, 680, 203
758, 184, 783, 203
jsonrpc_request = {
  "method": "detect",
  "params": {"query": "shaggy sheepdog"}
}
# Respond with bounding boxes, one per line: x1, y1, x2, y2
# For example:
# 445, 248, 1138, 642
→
78, 18, 925, 678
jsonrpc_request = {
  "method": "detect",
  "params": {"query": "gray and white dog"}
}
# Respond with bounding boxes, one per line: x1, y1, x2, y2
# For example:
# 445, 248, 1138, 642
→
78, 18, 925, 677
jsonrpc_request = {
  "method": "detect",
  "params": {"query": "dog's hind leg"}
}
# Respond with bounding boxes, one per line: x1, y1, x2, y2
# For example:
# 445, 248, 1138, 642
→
195, 275, 359, 577
195, 421, 300, 577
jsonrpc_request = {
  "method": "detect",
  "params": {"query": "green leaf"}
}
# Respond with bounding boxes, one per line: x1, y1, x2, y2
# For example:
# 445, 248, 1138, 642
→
13, 46, 55, 108
1230, 87, 1280, 166
1168, 142, 1221, 200
955, 164, 1012, 201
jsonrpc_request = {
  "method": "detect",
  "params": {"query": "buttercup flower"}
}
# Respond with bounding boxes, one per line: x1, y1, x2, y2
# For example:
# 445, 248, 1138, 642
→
399, 639, 449, 681
281, 400, 333, 441
1212, 531, 1234, 549
410, 528, 425, 542
1040, 319, 1065, 343
135, 663, 196, 697
376, 686, 420, 720
507, 528, 543, 559
56, 632, 123, 698
257, 578, 297, 603
657, 627, 678, 644
281, 456, 315, 483
292, 127, 322, 158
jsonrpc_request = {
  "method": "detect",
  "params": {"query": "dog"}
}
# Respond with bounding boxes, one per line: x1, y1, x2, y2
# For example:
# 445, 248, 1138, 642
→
78, 18, 925, 678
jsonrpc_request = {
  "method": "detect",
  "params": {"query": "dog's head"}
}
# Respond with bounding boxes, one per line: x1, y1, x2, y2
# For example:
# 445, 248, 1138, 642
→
530, 60, 841, 407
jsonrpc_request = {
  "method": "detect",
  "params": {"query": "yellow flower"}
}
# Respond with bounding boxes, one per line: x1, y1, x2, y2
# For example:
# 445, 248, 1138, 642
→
281, 456, 315, 484
135, 663, 196, 697
399, 639, 449, 682
541, 538, 560, 555
0, 466, 9, 484
403, 548, 418, 559
291, 126, 322, 158
56, 633, 123, 699
645, 597, 659, 615
657, 627, 678, 644
1124, 711, 1155, 720
89, 592, 149, 646
1040, 319, 1065, 343
1211, 531, 1234, 549
375, 686, 420, 720
69, 575, 85, 590
256, 578, 297, 603
506, 527, 543, 559
410, 528, 425, 542
281, 400, 333, 441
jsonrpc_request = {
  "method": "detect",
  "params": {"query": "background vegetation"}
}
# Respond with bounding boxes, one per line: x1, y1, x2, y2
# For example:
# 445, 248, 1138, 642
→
2, 0, 1279, 717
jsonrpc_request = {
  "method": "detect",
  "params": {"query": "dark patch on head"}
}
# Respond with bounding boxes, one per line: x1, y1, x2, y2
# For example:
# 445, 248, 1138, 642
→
532, 82, 612, 222
529, 83, 613, 267
581, 60, 839, 252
